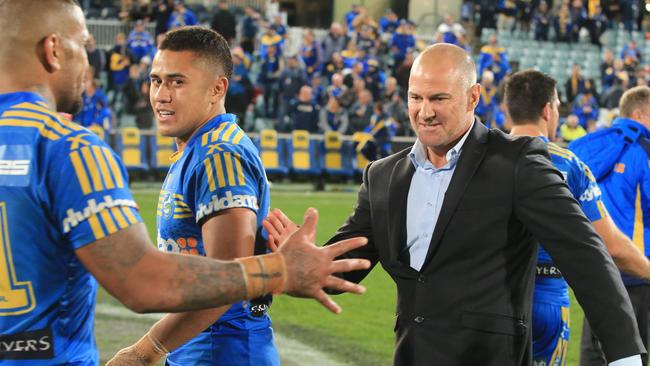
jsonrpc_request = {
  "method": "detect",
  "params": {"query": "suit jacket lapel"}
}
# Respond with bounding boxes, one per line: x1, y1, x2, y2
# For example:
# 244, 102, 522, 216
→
422, 122, 489, 270
387, 154, 415, 266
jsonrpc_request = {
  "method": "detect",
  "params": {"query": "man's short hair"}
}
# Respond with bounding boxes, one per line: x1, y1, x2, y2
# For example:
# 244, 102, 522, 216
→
159, 26, 233, 79
619, 85, 650, 118
504, 70, 557, 124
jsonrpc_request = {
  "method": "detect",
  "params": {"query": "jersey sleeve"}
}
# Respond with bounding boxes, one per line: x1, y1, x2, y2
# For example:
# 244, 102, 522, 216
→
192, 145, 261, 224
48, 129, 142, 250
572, 155, 608, 222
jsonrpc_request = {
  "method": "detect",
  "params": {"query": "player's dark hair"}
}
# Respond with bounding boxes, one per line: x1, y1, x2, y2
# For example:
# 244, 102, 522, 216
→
504, 70, 557, 124
159, 26, 233, 79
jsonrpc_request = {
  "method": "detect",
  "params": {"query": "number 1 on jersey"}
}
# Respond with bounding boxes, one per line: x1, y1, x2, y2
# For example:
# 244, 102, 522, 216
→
0, 202, 35, 315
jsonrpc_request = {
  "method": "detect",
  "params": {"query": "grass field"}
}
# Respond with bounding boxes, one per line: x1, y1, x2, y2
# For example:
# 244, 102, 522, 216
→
95, 184, 587, 365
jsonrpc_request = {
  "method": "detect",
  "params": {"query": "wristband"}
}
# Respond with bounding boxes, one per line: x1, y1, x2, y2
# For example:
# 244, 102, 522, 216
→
235, 253, 287, 299
132, 331, 168, 362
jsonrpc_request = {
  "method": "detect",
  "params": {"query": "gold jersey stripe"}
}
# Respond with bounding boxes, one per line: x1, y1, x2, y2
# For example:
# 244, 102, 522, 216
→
69, 151, 92, 194
2, 110, 71, 136
204, 156, 217, 191
110, 207, 129, 229
92, 146, 115, 189
100, 209, 118, 234
88, 214, 105, 239
232, 130, 245, 145
81, 146, 104, 192
102, 147, 124, 188
214, 153, 227, 188
0, 118, 59, 140
122, 206, 138, 224
224, 152, 237, 186
222, 124, 238, 142
234, 154, 246, 186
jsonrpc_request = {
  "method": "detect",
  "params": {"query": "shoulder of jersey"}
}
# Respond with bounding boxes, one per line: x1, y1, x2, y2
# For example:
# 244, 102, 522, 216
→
0, 100, 95, 146
547, 142, 577, 162
195, 122, 250, 155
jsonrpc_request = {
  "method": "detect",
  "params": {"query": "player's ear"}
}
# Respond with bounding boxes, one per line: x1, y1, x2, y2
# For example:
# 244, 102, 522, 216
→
541, 102, 551, 122
211, 76, 228, 102
39, 33, 62, 73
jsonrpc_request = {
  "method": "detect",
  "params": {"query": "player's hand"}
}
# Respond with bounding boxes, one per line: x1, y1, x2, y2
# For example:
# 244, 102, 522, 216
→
105, 345, 152, 366
263, 208, 300, 251
277, 208, 370, 313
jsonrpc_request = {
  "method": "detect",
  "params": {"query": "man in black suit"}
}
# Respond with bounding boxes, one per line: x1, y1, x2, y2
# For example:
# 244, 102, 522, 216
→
264, 44, 645, 365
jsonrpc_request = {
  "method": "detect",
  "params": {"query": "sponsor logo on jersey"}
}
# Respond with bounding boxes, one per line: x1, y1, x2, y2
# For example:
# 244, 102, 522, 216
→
0, 327, 53, 359
196, 190, 258, 221
0, 160, 29, 176
157, 234, 200, 255
579, 184, 602, 202
62, 195, 138, 233
162, 192, 174, 219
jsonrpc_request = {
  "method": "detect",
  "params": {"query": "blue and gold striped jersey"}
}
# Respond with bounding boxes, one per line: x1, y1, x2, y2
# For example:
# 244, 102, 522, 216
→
0, 92, 141, 364
156, 113, 270, 323
534, 139, 606, 306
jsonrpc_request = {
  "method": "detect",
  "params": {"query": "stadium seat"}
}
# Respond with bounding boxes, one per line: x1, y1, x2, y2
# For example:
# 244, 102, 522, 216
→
150, 131, 176, 172
117, 127, 148, 173
287, 130, 321, 175
257, 129, 289, 175
352, 132, 373, 174
87, 124, 106, 142
321, 131, 353, 177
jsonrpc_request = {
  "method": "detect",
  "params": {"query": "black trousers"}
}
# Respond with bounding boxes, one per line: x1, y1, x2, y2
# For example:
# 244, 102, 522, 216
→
580, 285, 650, 365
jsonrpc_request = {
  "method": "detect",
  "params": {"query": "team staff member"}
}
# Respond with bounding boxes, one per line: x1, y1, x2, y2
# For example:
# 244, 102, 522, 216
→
0, 1, 370, 365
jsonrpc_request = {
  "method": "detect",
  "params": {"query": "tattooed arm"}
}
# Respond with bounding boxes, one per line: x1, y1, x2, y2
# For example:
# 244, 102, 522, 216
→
76, 208, 370, 314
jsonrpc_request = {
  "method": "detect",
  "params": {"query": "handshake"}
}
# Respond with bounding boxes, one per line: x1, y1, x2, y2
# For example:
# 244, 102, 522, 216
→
106, 208, 370, 365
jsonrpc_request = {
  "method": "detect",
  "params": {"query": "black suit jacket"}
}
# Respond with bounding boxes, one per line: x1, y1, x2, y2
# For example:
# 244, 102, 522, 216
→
327, 122, 644, 365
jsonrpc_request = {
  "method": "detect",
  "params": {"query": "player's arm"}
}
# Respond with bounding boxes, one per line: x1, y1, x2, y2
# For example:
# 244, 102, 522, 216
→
77, 210, 369, 314
593, 215, 650, 281
110, 209, 258, 365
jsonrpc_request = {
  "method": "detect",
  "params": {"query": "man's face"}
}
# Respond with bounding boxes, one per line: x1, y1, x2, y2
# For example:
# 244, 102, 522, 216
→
407, 61, 478, 152
54, 5, 90, 114
149, 50, 219, 140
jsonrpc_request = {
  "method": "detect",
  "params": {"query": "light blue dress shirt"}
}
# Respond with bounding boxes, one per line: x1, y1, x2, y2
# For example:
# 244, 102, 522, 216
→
405, 122, 473, 271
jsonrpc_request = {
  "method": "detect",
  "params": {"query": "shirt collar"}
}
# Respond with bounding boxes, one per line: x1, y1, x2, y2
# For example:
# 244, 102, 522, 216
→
409, 120, 474, 170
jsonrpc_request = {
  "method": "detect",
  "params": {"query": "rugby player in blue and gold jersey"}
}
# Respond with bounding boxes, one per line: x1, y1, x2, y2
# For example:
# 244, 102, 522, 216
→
504, 70, 650, 366
0, 1, 370, 364
109, 27, 283, 366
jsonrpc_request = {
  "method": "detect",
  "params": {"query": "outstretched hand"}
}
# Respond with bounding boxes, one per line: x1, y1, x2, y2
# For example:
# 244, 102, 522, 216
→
263, 208, 300, 251
276, 208, 370, 313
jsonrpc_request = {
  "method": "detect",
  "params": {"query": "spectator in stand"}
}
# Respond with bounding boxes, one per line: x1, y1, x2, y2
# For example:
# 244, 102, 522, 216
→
86, 34, 105, 80
366, 103, 396, 158
211, 1, 237, 45
270, 14, 287, 39
475, 70, 498, 125
167, 0, 197, 30
324, 52, 345, 80
344, 3, 360, 34
391, 20, 416, 73
437, 14, 465, 45
108, 32, 133, 112
565, 63, 586, 103
258, 44, 283, 118
278, 55, 309, 131
380, 77, 409, 136
601, 49, 616, 92
128, 0, 152, 22
322, 23, 347, 66
289, 86, 321, 133
364, 59, 386, 102
553, 3, 574, 43
241, 6, 260, 55
497, 0, 518, 32
516, 0, 534, 33
602, 0, 621, 29
636, 69, 648, 87
311, 75, 327, 106
379, 9, 400, 34
602, 72, 630, 109
127, 20, 155, 63
621, 0, 636, 33
348, 89, 374, 133
300, 29, 322, 77
456, 33, 472, 53
572, 91, 599, 130
475, 0, 498, 38
327, 72, 346, 100
533, 1, 552, 41
395, 51, 415, 95
356, 25, 378, 56
560, 114, 587, 142
585, 4, 607, 46
260, 26, 284, 60
621, 40, 642, 68
74, 70, 111, 130
319, 97, 349, 134
478, 34, 510, 84
341, 40, 362, 69
152, 0, 174, 36
123, 63, 148, 127
584, 78, 600, 103
568, 0, 587, 42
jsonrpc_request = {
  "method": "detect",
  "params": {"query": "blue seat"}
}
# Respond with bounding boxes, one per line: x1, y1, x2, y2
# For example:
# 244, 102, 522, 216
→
321, 131, 353, 177
256, 129, 289, 176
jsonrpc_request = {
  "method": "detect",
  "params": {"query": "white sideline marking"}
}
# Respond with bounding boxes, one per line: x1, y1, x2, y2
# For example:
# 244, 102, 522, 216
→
95, 303, 351, 366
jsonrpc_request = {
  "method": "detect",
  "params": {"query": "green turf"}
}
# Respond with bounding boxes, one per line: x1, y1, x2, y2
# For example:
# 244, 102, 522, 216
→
95, 185, 587, 365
